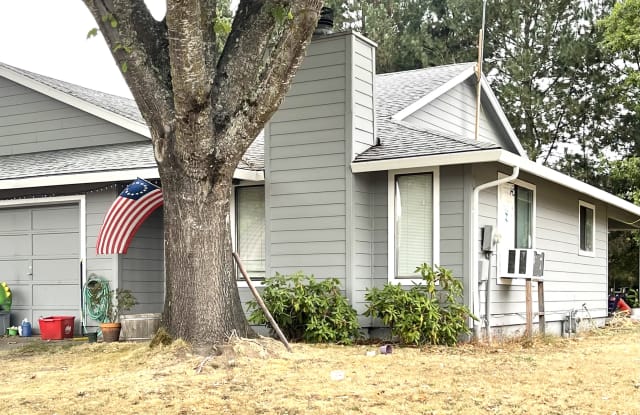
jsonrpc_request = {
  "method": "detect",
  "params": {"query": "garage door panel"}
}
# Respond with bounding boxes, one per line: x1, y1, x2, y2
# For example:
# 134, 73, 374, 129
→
32, 206, 79, 231
0, 234, 31, 256
33, 284, 80, 307
33, 259, 79, 281
7, 284, 32, 306
33, 233, 79, 256
1, 204, 81, 331
0, 209, 30, 232
0, 260, 31, 280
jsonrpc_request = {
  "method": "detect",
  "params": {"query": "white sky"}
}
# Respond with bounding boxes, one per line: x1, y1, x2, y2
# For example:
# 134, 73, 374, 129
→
0, 1, 237, 99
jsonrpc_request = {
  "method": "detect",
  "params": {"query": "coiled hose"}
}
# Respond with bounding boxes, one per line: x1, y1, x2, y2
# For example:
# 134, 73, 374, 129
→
82, 274, 111, 334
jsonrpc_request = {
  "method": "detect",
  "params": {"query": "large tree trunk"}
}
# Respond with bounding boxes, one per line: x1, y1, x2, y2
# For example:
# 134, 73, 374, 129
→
82, 0, 324, 345
161, 170, 254, 341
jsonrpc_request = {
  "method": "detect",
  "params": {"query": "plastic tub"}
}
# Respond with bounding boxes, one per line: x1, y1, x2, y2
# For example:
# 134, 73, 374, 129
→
39, 316, 75, 340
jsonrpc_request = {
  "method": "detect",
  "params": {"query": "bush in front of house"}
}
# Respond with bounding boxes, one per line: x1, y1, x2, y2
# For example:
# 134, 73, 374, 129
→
364, 264, 475, 346
247, 272, 361, 344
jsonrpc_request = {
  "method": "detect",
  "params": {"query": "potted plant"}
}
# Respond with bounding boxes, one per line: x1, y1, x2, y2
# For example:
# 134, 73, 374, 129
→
100, 288, 137, 342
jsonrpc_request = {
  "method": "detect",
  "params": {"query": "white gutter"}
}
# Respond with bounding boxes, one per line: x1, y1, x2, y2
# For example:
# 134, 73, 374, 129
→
471, 166, 519, 340
0, 167, 264, 190
351, 149, 504, 173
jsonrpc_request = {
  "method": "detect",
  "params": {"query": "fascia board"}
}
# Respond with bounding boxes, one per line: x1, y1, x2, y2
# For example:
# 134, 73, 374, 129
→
351, 148, 640, 218
481, 77, 528, 158
350, 149, 504, 173
499, 151, 640, 217
0, 167, 263, 190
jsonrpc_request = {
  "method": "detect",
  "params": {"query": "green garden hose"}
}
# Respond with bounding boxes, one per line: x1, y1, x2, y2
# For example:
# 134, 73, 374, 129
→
82, 274, 111, 334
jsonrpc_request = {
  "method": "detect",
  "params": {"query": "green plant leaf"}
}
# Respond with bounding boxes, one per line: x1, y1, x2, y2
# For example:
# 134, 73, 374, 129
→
86, 28, 98, 39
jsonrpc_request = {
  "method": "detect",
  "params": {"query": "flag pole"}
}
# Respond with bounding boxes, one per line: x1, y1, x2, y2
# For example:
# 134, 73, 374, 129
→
475, 0, 488, 141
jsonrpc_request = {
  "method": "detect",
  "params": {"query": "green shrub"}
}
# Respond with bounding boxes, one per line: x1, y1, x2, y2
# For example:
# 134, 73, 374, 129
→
247, 272, 361, 344
364, 264, 475, 346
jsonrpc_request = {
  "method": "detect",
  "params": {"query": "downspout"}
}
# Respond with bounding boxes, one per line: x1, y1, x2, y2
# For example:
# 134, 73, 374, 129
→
471, 166, 519, 340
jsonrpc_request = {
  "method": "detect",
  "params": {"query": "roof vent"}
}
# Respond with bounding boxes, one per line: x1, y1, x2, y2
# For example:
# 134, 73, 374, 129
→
314, 7, 334, 36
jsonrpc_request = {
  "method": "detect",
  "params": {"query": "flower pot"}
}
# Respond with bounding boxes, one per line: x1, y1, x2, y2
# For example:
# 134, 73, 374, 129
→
100, 322, 122, 342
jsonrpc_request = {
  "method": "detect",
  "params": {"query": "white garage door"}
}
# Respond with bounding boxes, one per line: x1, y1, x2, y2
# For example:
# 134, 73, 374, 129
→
0, 204, 81, 332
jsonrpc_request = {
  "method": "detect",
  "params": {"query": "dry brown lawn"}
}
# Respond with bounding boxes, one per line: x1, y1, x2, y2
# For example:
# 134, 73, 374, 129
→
2, 320, 640, 415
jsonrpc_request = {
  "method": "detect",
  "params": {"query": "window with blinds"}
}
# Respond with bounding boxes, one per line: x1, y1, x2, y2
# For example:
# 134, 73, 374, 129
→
235, 185, 265, 279
394, 173, 434, 278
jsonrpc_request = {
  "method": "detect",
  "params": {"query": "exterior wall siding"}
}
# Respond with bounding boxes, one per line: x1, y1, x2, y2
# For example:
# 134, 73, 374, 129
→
0, 77, 146, 156
119, 208, 164, 314
266, 34, 347, 282
471, 164, 609, 331
439, 166, 465, 289
351, 171, 386, 324
403, 79, 515, 152
266, 32, 375, 290
351, 36, 375, 158
85, 188, 119, 286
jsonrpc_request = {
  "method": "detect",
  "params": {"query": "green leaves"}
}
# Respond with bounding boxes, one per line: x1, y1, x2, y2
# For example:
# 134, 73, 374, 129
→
101, 12, 118, 28
247, 272, 360, 344
270, 5, 294, 26
364, 264, 474, 346
86, 28, 98, 39
213, 16, 232, 37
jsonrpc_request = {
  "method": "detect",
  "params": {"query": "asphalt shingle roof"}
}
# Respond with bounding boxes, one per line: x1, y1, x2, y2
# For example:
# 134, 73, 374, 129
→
356, 120, 499, 162
354, 62, 499, 163
0, 62, 264, 180
0, 142, 156, 180
0, 60, 491, 179
375, 62, 475, 119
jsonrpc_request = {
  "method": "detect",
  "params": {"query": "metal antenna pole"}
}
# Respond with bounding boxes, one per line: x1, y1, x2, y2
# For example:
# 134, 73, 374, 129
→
474, 0, 488, 141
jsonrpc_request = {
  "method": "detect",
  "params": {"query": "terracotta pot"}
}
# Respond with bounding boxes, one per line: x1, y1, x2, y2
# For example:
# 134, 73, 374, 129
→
100, 322, 122, 342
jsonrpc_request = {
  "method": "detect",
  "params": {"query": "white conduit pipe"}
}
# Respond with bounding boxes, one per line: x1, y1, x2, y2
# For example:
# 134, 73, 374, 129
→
471, 166, 519, 340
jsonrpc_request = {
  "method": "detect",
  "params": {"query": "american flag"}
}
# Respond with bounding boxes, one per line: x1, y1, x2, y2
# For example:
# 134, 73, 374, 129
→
96, 178, 163, 255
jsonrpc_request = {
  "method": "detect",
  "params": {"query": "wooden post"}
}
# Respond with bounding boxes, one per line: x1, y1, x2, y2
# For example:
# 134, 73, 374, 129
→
525, 278, 533, 339
232, 252, 292, 353
537, 280, 545, 335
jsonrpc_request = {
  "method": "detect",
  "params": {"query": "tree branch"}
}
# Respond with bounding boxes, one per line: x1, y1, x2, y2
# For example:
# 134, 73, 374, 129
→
83, 0, 174, 162
166, 0, 212, 118
210, 0, 324, 169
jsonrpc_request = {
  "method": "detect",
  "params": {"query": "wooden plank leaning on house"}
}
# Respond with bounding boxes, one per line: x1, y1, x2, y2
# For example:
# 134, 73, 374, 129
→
232, 252, 292, 353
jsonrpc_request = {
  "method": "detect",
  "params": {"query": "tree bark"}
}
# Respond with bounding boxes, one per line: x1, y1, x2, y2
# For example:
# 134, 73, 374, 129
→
161, 171, 253, 341
82, 0, 324, 345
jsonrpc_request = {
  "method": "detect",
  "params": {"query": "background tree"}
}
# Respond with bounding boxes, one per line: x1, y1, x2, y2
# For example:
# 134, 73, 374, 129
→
82, 0, 324, 345
329, 0, 634, 173
325, 0, 479, 74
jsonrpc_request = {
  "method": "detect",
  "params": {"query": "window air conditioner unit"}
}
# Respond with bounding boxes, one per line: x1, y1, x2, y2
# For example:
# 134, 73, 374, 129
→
504, 249, 544, 279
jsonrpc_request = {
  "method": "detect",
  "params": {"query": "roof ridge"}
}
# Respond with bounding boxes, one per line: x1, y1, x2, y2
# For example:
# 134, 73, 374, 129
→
376, 62, 475, 78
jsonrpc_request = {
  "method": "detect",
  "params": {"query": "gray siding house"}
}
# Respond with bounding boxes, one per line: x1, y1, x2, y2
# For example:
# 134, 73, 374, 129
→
1, 30, 638, 337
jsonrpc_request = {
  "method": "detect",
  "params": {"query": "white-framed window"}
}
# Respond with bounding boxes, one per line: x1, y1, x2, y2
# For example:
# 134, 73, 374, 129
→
388, 167, 440, 284
514, 184, 534, 249
578, 200, 595, 256
497, 177, 536, 284
232, 184, 265, 281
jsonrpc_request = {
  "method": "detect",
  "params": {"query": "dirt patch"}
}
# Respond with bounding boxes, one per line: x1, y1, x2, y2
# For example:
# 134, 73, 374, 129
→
2, 321, 640, 415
